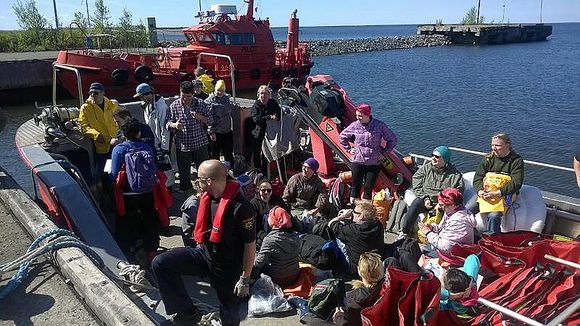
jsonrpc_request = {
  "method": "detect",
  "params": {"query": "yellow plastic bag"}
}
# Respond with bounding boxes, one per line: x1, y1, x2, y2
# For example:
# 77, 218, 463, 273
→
373, 189, 393, 227
477, 172, 512, 214
417, 208, 443, 244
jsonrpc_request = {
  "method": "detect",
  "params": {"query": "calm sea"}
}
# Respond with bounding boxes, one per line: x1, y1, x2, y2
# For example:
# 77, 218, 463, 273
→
1, 23, 579, 197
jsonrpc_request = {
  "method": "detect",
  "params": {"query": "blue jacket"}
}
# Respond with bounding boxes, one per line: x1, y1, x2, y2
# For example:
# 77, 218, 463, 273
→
109, 141, 154, 182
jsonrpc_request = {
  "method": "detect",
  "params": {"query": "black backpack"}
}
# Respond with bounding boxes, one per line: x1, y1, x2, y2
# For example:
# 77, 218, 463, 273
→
308, 278, 346, 320
299, 234, 337, 270
310, 81, 344, 118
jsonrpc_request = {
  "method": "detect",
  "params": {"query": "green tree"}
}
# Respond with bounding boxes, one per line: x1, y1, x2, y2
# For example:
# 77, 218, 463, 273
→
116, 7, 132, 48
73, 11, 89, 31
12, 0, 52, 50
461, 6, 485, 24
92, 0, 111, 34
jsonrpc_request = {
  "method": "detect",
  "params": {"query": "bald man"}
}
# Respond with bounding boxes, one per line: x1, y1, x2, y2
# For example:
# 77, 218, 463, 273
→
152, 160, 256, 325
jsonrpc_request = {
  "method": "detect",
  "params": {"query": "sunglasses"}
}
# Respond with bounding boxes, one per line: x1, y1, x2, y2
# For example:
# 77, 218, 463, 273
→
260, 188, 272, 193
432, 154, 441, 159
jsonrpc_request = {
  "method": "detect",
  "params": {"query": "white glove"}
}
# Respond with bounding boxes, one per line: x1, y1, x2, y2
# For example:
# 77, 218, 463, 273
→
233, 276, 250, 297
349, 147, 356, 155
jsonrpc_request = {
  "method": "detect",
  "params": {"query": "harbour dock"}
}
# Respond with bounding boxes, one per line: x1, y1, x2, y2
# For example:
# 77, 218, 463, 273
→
417, 23, 553, 45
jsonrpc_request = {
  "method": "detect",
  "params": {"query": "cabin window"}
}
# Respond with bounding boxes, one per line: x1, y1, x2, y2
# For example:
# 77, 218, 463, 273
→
212, 32, 226, 45
243, 33, 256, 45
195, 32, 214, 44
184, 33, 195, 43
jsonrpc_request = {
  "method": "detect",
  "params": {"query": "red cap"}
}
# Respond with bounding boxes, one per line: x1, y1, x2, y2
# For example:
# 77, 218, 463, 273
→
356, 103, 372, 116
438, 188, 463, 206
268, 206, 292, 229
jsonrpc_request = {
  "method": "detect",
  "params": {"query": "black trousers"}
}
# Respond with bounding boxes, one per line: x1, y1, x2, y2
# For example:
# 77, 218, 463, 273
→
151, 246, 245, 325
400, 197, 430, 234
210, 131, 234, 164
176, 147, 210, 190
350, 163, 381, 200
115, 192, 160, 253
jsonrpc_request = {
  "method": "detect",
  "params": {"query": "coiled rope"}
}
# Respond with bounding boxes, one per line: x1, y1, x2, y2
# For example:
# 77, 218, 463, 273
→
0, 229, 103, 300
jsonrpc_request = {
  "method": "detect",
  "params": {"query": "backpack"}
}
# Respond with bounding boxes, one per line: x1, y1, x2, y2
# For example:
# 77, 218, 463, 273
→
308, 278, 346, 320
310, 81, 344, 118
124, 142, 157, 193
299, 234, 337, 270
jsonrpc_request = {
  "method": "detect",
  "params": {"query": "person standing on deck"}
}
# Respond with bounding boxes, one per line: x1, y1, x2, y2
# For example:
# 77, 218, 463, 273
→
339, 103, 397, 203
192, 79, 208, 100
134, 83, 170, 155
78, 82, 119, 175
152, 160, 256, 326
166, 81, 212, 193
195, 67, 214, 96
469, 133, 524, 234
248, 85, 281, 173
206, 79, 236, 164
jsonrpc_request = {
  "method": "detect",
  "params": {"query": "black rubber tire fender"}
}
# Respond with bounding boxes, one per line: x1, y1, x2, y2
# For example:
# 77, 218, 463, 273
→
111, 69, 129, 85
135, 65, 154, 83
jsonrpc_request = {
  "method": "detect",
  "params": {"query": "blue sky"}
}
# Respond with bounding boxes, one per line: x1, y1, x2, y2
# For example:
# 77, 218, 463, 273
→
1, 0, 579, 30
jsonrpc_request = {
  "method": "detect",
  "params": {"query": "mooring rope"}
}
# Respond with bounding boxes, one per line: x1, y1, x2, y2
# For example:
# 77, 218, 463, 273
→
0, 229, 104, 300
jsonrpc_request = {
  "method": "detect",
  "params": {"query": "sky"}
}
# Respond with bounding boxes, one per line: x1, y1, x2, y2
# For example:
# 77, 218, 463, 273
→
1, 0, 579, 30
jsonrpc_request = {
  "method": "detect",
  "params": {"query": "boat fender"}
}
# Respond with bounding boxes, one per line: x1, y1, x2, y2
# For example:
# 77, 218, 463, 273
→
272, 68, 282, 79
302, 66, 311, 76
111, 69, 129, 85
250, 68, 261, 80
135, 65, 154, 83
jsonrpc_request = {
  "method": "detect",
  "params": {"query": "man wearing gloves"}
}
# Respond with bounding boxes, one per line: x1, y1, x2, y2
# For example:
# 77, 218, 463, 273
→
152, 159, 256, 325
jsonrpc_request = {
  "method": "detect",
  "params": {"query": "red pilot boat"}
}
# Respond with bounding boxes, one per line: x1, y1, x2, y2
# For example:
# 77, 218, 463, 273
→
55, 0, 313, 99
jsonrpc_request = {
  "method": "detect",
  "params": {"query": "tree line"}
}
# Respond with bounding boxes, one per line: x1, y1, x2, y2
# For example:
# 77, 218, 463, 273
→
0, 0, 150, 52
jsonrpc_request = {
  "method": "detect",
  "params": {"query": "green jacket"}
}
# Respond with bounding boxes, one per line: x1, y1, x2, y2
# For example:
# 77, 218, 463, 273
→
413, 163, 464, 202
472, 151, 524, 196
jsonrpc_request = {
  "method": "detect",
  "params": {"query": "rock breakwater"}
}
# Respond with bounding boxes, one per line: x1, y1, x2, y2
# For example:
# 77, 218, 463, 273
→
299, 35, 450, 56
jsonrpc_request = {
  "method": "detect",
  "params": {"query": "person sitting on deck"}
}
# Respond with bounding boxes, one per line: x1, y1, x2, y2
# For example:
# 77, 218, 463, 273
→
252, 206, 301, 288
399, 145, 464, 238
327, 201, 384, 278
282, 158, 329, 219
78, 82, 119, 175
440, 254, 481, 317
338, 103, 397, 204
418, 188, 476, 255
291, 251, 385, 326
468, 133, 524, 234
194, 67, 214, 96
251, 180, 288, 233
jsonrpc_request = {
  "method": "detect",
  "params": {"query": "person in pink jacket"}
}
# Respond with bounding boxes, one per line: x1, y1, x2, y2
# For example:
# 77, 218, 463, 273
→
419, 188, 476, 255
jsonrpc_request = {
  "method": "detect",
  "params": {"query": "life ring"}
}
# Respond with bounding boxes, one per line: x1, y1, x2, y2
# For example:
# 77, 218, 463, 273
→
286, 68, 298, 77
302, 66, 311, 76
135, 65, 154, 83
272, 68, 283, 79
111, 69, 129, 85
250, 68, 261, 80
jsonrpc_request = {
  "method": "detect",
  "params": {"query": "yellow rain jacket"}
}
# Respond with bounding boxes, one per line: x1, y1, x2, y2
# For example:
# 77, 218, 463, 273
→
197, 74, 214, 95
78, 97, 119, 154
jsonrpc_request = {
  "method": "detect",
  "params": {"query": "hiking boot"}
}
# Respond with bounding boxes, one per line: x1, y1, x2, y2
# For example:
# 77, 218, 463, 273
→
171, 308, 203, 325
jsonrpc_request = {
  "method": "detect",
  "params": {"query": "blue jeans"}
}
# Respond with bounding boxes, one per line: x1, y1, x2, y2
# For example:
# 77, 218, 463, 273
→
483, 212, 503, 233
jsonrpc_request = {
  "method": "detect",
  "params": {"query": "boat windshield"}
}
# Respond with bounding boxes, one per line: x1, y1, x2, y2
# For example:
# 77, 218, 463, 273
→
212, 32, 256, 45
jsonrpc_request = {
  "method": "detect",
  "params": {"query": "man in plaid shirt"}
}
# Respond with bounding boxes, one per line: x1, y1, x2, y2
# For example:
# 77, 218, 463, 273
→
167, 81, 213, 191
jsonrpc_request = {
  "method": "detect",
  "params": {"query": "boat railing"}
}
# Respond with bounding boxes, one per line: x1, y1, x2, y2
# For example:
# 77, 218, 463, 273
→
197, 52, 236, 102
53, 63, 84, 107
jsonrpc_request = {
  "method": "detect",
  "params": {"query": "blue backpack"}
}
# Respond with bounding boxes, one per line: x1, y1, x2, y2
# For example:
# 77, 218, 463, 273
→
124, 142, 157, 193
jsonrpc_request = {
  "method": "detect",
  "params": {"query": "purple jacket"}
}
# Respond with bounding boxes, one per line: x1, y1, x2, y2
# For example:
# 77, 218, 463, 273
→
339, 117, 397, 166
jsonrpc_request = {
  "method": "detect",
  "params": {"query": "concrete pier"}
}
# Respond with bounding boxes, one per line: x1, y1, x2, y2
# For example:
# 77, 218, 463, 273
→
417, 23, 552, 45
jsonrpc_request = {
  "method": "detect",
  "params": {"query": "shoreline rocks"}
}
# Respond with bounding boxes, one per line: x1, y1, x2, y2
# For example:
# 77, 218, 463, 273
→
160, 35, 450, 57
292, 35, 450, 56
